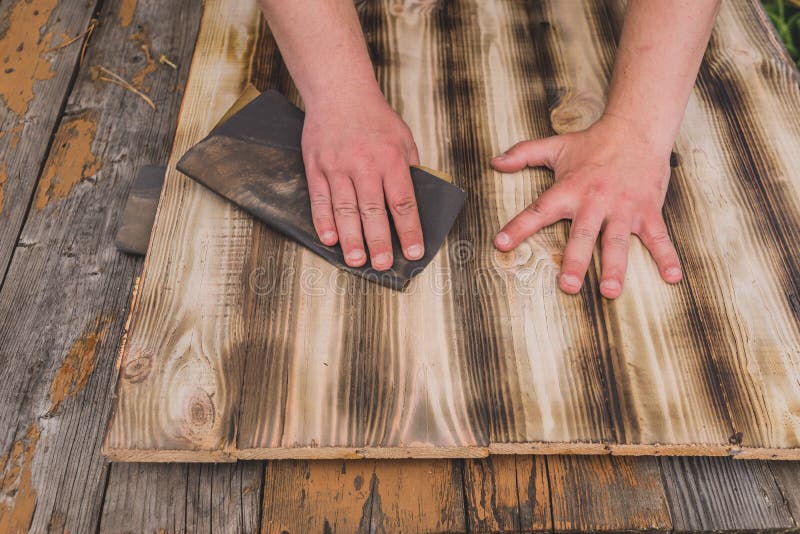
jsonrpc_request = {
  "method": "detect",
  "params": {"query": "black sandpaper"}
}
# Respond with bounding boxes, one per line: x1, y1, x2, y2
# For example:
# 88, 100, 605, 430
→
176, 90, 466, 290
115, 165, 166, 256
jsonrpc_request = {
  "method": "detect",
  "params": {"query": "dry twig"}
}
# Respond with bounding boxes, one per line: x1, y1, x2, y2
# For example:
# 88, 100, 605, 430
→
96, 66, 156, 110
46, 18, 97, 57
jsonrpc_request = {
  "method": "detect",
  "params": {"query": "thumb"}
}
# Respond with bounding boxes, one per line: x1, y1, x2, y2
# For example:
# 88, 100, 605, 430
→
491, 137, 560, 173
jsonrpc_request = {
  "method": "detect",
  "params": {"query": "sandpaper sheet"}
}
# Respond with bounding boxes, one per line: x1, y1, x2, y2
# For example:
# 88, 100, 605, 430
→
177, 90, 466, 290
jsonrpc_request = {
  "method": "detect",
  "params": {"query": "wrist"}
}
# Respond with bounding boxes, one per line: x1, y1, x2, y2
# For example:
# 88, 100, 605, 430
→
302, 77, 385, 115
595, 111, 676, 156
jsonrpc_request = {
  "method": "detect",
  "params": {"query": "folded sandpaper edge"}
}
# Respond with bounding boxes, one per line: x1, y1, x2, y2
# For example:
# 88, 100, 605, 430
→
176, 90, 467, 290
115, 165, 167, 256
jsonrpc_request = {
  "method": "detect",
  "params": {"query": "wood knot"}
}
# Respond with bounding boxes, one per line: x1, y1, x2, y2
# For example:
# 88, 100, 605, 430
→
729, 431, 743, 446
549, 91, 604, 134
123, 355, 151, 383
493, 242, 533, 271
184, 389, 215, 435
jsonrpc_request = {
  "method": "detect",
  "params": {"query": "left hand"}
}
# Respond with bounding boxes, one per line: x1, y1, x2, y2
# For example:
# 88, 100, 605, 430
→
491, 115, 683, 299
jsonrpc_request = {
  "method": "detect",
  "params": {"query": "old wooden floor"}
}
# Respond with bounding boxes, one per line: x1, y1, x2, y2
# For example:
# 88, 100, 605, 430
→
2, 0, 800, 532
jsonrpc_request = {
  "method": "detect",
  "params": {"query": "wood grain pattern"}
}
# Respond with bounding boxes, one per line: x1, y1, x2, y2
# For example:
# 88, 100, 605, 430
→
660, 456, 795, 533
6, 1, 800, 531
548, 455, 672, 533
105, 0, 800, 460
464, 455, 551, 533
0, 0, 100, 283
0, 0, 202, 531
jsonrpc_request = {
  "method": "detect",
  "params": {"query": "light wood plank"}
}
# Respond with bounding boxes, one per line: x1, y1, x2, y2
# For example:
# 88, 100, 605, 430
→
684, 0, 800, 458
103, 0, 263, 460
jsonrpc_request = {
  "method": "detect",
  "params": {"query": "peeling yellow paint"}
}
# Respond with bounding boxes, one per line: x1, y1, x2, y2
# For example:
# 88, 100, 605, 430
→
0, 0, 59, 116
0, 423, 40, 534
35, 112, 102, 210
49, 316, 113, 412
130, 31, 157, 92
118, 0, 137, 28
8, 123, 23, 150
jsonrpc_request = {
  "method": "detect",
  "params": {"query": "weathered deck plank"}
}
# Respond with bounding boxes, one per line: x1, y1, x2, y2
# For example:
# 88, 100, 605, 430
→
0, 0, 99, 285
463, 455, 551, 533
660, 456, 795, 533
0, 0, 202, 531
548, 455, 672, 533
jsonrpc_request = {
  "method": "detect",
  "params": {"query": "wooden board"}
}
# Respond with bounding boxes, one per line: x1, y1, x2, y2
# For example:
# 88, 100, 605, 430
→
104, 0, 800, 461
0, 0, 203, 531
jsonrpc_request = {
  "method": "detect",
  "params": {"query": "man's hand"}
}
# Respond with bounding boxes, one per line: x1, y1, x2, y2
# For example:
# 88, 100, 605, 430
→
491, 115, 683, 299
302, 91, 423, 270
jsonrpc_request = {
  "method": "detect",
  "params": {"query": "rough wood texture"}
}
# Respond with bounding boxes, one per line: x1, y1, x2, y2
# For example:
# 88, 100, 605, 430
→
548, 456, 672, 532
0, 0, 202, 531
660, 457, 795, 533
464, 455, 551, 533
0, 0, 100, 283
100, 461, 263, 533
105, 0, 800, 461
262, 459, 465, 534
5, 1, 800, 532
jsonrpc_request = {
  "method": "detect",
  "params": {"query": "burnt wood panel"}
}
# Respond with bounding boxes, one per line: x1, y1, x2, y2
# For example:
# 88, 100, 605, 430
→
105, 0, 800, 461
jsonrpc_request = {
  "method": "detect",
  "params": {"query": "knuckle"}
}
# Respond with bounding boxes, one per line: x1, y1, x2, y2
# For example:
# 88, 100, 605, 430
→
605, 232, 628, 248
367, 236, 390, 249
525, 199, 550, 217
562, 257, 586, 272
333, 202, 359, 217
310, 193, 331, 209
391, 196, 418, 216
359, 202, 387, 218
646, 230, 672, 246
571, 226, 596, 242
398, 228, 421, 242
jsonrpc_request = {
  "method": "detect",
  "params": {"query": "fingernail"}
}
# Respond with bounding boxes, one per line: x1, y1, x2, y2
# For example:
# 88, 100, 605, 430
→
406, 244, 423, 259
665, 266, 682, 280
561, 273, 580, 288
347, 249, 366, 263
373, 252, 392, 267
495, 232, 511, 247
493, 153, 508, 161
321, 231, 336, 244
601, 279, 620, 292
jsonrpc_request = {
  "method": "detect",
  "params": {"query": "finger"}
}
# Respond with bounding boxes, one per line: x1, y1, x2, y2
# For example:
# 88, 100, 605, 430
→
490, 137, 562, 173
638, 217, 682, 283
599, 221, 631, 299
352, 176, 394, 271
384, 169, 424, 261
494, 185, 572, 251
559, 214, 603, 294
329, 173, 367, 267
305, 164, 338, 246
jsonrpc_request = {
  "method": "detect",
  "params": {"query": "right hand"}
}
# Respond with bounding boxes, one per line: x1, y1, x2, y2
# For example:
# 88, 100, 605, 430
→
302, 90, 423, 271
